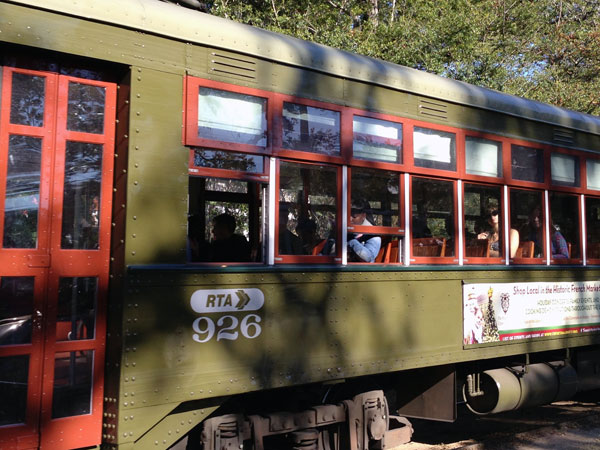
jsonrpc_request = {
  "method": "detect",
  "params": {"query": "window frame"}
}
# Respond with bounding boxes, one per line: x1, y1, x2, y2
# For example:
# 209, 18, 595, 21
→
409, 175, 458, 265
461, 181, 505, 265
184, 77, 273, 154
508, 187, 547, 265
188, 148, 270, 183
275, 159, 343, 264
347, 167, 404, 264
548, 190, 583, 265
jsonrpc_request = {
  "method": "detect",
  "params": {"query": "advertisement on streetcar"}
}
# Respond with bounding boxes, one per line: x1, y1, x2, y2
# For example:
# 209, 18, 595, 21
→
463, 281, 600, 345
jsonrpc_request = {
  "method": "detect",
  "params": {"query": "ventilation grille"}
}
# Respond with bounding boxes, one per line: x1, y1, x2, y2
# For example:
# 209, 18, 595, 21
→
553, 127, 575, 146
418, 98, 448, 121
209, 51, 257, 81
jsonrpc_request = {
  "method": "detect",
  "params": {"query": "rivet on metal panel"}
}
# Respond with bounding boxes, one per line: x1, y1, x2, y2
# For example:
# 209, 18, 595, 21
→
124, 402, 128, 407
131, 251, 136, 256
133, 216, 137, 220
134, 181, 138, 185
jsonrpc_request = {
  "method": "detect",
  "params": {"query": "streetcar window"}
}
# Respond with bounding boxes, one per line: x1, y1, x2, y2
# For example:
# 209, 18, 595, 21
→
278, 161, 338, 259
465, 137, 502, 178
413, 127, 456, 172
349, 168, 402, 263
282, 102, 340, 156
511, 145, 544, 183
191, 149, 264, 173
586, 159, 600, 191
463, 184, 502, 261
551, 153, 580, 187
411, 177, 455, 259
197, 87, 267, 146
510, 189, 545, 260
188, 177, 263, 263
352, 116, 402, 163
549, 192, 580, 261
585, 197, 600, 260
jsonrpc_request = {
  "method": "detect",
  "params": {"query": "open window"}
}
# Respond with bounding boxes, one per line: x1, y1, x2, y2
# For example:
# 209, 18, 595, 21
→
187, 149, 267, 264
549, 192, 581, 263
509, 189, 545, 263
276, 160, 340, 263
411, 177, 456, 263
348, 168, 403, 263
463, 183, 504, 263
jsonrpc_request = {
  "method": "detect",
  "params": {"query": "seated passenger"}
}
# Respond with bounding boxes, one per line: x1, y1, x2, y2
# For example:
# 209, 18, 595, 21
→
477, 208, 500, 257
523, 208, 544, 257
279, 207, 303, 255
210, 213, 251, 262
551, 223, 569, 259
348, 201, 381, 262
296, 217, 320, 255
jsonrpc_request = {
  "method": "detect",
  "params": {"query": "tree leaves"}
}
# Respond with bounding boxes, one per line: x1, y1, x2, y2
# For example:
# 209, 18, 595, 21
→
169, 0, 600, 115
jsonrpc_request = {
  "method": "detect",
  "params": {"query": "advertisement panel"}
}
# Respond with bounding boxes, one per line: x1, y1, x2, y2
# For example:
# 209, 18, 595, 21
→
463, 281, 600, 345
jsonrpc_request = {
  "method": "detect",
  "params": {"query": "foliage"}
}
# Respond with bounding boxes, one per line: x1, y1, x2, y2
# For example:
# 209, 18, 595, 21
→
168, 0, 600, 115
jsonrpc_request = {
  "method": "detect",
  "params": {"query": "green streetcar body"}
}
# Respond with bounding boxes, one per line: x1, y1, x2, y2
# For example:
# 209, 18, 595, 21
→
2, 1, 600, 449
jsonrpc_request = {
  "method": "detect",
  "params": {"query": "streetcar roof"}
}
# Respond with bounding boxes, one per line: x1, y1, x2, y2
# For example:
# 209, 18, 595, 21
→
11, 0, 600, 135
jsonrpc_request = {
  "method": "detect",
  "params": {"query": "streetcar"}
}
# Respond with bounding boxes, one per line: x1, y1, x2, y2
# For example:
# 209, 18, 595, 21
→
1, 1, 600, 449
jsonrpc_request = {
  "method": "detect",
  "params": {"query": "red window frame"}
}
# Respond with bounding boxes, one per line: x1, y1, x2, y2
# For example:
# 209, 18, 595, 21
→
182, 75, 600, 267
275, 159, 343, 264
188, 148, 270, 183
272, 94, 347, 165
409, 175, 458, 264
461, 181, 505, 265
347, 167, 404, 264
548, 191, 583, 265
508, 187, 547, 265
184, 77, 274, 155
347, 109, 407, 172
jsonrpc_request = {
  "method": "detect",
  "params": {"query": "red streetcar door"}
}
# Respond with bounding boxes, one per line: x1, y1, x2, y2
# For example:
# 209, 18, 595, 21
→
0, 67, 116, 450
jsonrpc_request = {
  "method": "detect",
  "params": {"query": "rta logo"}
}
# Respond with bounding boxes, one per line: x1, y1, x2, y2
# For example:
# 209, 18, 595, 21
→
191, 288, 264, 313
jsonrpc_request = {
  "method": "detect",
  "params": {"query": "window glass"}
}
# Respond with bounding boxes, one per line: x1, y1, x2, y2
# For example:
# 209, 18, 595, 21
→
3, 135, 42, 249
353, 116, 402, 163
413, 127, 456, 171
463, 184, 502, 258
61, 142, 102, 249
350, 168, 400, 228
511, 145, 544, 183
0, 277, 34, 346
586, 159, 600, 191
10, 72, 45, 127
510, 189, 544, 258
549, 192, 580, 260
188, 177, 262, 263
411, 177, 455, 257
67, 82, 105, 134
586, 197, 600, 259
52, 350, 93, 418
279, 161, 337, 256
465, 137, 502, 177
197, 88, 267, 146
192, 149, 264, 173
551, 153, 579, 187
282, 102, 340, 155
0, 355, 29, 425
56, 277, 96, 341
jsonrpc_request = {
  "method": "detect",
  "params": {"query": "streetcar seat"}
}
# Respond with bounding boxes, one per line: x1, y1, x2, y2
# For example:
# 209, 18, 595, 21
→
375, 242, 390, 263
311, 239, 327, 255
515, 240, 534, 258
385, 240, 400, 263
412, 237, 446, 257
465, 239, 489, 257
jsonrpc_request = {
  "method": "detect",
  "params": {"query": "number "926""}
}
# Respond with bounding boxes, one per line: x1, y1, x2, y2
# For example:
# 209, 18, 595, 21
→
192, 314, 262, 343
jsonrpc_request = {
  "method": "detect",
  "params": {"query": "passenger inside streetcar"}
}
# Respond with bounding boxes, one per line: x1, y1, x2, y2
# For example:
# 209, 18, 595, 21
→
347, 200, 381, 263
